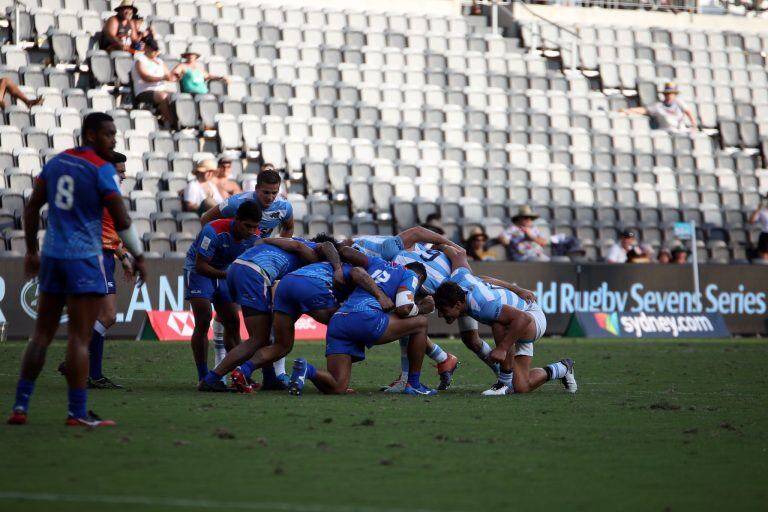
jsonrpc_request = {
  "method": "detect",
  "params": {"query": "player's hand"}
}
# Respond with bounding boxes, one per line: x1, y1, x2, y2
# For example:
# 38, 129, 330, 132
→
132, 256, 148, 288
489, 347, 507, 364
376, 295, 394, 312
120, 256, 135, 283
419, 295, 435, 315
24, 253, 40, 278
517, 287, 537, 303
332, 269, 346, 289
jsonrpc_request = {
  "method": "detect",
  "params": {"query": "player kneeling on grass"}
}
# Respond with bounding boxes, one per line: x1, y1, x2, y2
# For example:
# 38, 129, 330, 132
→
433, 247, 576, 396
230, 248, 392, 392
289, 257, 436, 396
198, 236, 339, 391
185, 202, 262, 384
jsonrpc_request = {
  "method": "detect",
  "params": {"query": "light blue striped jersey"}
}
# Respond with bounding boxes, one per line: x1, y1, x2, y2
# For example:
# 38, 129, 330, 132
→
218, 192, 293, 239
235, 238, 316, 283
448, 267, 526, 324
351, 235, 404, 260
393, 243, 452, 295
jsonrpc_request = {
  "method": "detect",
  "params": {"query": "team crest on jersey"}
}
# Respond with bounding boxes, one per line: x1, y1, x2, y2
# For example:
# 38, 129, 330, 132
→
200, 236, 212, 250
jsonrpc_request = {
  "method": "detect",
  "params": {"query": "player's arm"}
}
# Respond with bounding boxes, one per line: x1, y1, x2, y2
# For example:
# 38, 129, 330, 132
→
22, 178, 47, 277
393, 274, 426, 318
263, 237, 320, 263
479, 275, 537, 303
350, 267, 394, 311
115, 245, 135, 282
279, 216, 294, 238
104, 194, 147, 285
339, 246, 370, 267
440, 244, 473, 274
488, 304, 536, 363
194, 253, 226, 279
200, 204, 223, 226
316, 241, 345, 287
398, 225, 462, 251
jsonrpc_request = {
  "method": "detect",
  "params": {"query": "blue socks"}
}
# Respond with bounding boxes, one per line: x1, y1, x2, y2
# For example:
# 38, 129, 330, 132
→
305, 362, 316, 380
89, 320, 107, 380
240, 361, 256, 380
67, 387, 87, 419
13, 379, 35, 412
262, 365, 277, 386
407, 372, 421, 387
427, 344, 448, 364
196, 362, 209, 381
202, 371, 220, 387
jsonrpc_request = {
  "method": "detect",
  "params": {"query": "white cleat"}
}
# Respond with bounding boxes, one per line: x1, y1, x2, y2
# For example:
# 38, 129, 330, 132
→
560, 358, 577, 394
383, 379, 407, 394
481, 381, 512, 396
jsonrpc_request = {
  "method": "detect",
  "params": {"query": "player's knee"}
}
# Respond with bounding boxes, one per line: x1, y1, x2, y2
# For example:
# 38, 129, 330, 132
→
515, 382, 532, 394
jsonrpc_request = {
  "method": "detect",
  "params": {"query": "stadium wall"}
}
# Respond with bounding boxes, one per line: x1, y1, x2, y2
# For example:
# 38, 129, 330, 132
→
0, 259, 765, 339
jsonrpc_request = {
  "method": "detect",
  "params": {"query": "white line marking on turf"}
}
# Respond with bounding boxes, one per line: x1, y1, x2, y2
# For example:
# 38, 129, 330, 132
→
0, 491, 465, 512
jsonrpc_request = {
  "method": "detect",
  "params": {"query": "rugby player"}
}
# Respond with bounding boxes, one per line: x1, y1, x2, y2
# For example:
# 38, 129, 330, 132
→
433, 246, 577, 395
288, 257, 436, 396
184, 202, 262, 384
8, 112, 147, 427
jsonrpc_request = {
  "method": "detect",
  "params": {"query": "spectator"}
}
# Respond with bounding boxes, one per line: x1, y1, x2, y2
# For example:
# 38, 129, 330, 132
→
671, 242, 690, 264
422, 213, 445, 235
606, 229, 639, 263
0, 77, 43, 109
172, 47, 227, 95
130, 38, 175, 128
749, 197, 768, 261
100, 0, 145, 53
214, 157, 241, 199
620, 82, 698, 134
465, 227, 495, 261
657, 247, 672, 264
498, 205, 549, 262
629, 244, 652, 264
184, 160, 223, 215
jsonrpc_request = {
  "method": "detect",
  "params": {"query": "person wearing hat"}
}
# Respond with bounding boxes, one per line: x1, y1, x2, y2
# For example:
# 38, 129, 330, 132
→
657, 246, 673, 264
184, 159, 224, 216
670, 241, 691, 264
100, 0, 142, 53
606, 229, 641, 263
130, 37, 176, 127
498, 205, 550, 262
172, 47, 227, 95
465, 227, 495, 262
619, 81, 698, 134
213, 156, 242, 199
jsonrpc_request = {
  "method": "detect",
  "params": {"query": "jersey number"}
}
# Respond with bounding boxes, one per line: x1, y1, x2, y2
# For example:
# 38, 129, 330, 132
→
419, 249, 441, 262
54, 175, 75, 210
371, 269, 391, 283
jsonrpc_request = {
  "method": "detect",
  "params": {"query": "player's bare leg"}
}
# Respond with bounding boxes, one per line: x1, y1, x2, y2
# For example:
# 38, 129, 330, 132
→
306, 354, 353, 395
510, 355, 548, 394
19, 293, 66, 382
213, 302, 241, 351
189, 298, 213, 383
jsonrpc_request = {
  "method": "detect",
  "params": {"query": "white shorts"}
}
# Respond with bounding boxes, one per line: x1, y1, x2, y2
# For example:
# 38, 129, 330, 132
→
458, 315, 478, 332
515, 302, 547, 357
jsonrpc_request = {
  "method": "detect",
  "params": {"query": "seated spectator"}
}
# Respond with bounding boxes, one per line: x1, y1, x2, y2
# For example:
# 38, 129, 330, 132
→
99, 0, 146, 53
749, 197, 768, 261
130, 38, 175, 128
671, 242, 690, 264
172, 48, 226, 95
184, 160, 223, 215
628, 244, 652, 264
620, 82, 697, 134
657, 247, 672, 264
606, 229, 639, 263
551, 235, 587, 261
214, 157, 241, 199
0, 77, 43, 109
422, 213, 445, 235
465, 227, 495, 261
498, 206, 549, 262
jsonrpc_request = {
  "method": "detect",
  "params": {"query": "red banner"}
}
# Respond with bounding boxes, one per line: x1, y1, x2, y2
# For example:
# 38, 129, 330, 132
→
140, 311, 326, 342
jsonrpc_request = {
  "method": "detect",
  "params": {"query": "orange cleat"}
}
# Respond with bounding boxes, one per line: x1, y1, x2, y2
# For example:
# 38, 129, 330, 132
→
436, 353, 460, 391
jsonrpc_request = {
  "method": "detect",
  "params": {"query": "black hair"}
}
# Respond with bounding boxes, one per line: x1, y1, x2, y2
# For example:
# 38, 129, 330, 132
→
256, 169, 281, 186
81, 112, 114, 141
311, 233, 340, 250
235, 201, 262, 223
144, 37, 159, 51
425, 213, 441, 222
421, 223, 445, 235
109, 151, 127, 164
404, 262, 427, 284
434, 281, 467, 309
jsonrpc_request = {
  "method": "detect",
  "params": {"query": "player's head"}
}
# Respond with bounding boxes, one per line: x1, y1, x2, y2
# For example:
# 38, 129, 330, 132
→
82, 112, 116, 159
311, 233, 340, 250
404, 262, 427, 289
108, 151, 127, 183
433, 281, 467, 324
233, 201, 262, 239
255, 169, 281, 208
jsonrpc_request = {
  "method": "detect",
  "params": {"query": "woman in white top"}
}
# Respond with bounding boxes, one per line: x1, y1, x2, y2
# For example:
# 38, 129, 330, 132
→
749, 196, 768, 261
184, 160, 224, 216
130, 38, 175, 127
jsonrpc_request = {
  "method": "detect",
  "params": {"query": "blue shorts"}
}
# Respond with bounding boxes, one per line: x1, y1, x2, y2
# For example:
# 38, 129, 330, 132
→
38, 254, 108, 295
273, 274, 338, 319
226, 262, 271, 313
325, 309, 390, 362
103, 250, 116, 295
184, 270, 232, 304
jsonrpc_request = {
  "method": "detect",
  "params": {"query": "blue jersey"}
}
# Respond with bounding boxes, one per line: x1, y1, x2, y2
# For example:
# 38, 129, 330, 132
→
340, 257, 418, 313
235, 237, 316, 283
219, 192, 293, 238
449, 267, 526, 324
184, 219, 259, 272
291, 261, 356, 300
39, 147, 121, 259
351, 235, 404, 260
393, 243, 451, 295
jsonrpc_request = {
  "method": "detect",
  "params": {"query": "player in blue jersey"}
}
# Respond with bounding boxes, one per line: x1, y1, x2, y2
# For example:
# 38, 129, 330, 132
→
433, 246, 577, 396
8, 112, 148, 427
198, 235, 339, 391
229, 246, 393, 393
184, 202, 262, 384
288, 257, 437, 396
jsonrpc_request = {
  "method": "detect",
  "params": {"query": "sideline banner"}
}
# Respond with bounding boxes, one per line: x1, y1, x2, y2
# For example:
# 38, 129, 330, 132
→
566, 312, 731, 339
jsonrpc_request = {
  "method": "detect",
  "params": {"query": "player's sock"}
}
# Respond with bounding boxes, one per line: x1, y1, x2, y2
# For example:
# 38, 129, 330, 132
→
407, 372, 421, 387
202, 371, 220, 387
399, 338, 409, 381
240, 360, 256, 380
13, 379, 35, 412
427, 343, 448, 364
88, 320, 107, 379
212, 321, 226, 367
476, 339, 492, 359
305, 362, 316, 381
273, 357, 286, 376
196, 362, 209, 381
262, 366, 277, 385
499, 370, 513, 387
67, 387, 87, 419
544, 361, 568, 380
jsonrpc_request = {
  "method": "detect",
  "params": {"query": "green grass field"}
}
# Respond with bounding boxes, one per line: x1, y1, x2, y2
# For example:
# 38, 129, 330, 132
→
1, 338, 767, 512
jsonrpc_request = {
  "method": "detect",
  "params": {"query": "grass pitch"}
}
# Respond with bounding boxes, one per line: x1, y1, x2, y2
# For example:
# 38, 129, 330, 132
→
1, 338, 767, 512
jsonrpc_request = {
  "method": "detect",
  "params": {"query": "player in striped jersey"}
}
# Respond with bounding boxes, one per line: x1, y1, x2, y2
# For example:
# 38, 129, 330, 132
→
433, 246, 577, 396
